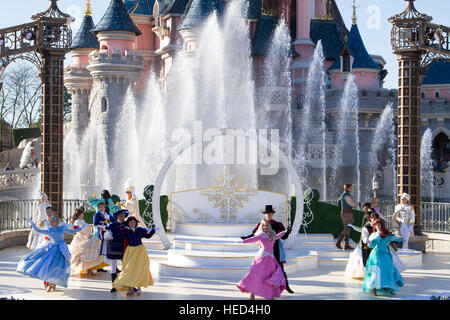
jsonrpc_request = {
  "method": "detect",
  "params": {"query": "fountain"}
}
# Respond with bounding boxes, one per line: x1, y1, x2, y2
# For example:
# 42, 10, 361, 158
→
331, 74, 360, 203
421, 128, 435, 202
369, 103, 397, 201
296, 40, 327, 201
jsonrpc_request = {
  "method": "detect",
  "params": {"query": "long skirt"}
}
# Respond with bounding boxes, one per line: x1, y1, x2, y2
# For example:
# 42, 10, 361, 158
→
362, 248, 404, 294
113, 244, 153, 291
345, 244, 365, 280
17, 243, 71, 288
70, 235, 108, 274
237, 254, 286, 300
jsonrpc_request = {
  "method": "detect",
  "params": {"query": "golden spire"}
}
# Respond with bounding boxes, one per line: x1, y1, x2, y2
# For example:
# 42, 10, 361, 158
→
327, 0, 332, 19
352, 0, 358, 25
85, 0, 92, 16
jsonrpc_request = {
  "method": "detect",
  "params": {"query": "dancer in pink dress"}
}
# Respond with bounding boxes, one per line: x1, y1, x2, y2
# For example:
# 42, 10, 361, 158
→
237, 219, 287, 300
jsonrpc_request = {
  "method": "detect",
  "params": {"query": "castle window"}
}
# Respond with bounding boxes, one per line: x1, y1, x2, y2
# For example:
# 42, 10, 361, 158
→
101, 97, 108, 113
101, 44, 108, 51
342, 53, 352, 72
421, 92, 425, 98
153, 2, 160, 27
435, 91, 440, 98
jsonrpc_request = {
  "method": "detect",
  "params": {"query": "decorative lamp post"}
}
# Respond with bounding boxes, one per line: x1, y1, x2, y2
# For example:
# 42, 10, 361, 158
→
389, 0, 431, 235
32, 0, 72, 217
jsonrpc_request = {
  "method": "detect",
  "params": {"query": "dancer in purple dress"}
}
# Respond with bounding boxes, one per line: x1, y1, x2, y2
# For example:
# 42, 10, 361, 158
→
237, 218, 287, 300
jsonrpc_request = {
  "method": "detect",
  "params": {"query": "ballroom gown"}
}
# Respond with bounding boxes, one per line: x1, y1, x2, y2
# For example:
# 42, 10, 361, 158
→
69, 219, 107, 274
17, 222, 84, 288
362, 231, 405, 294
26, 201, 51, 250
237, 231, 287, 300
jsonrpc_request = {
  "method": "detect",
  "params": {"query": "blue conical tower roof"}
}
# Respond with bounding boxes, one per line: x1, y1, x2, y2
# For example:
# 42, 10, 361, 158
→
71, 15, 99, 49
329, 24, 379, 71
178, 0, 225, 31
93, 0, 142, 35
125, 0, 156, 16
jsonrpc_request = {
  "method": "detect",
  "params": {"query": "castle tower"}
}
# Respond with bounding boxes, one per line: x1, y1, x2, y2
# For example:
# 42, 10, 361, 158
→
87, 0, 144, 185
64, 0, 99, 143
178, 0, 225, 53
327, 2, 380, 89
125, 0, 157, 92
150, 0, 188, 89
292, 0, 316, 100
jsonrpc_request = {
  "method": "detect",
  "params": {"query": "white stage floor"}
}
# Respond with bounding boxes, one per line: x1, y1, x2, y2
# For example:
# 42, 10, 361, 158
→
0, 246, 449, 300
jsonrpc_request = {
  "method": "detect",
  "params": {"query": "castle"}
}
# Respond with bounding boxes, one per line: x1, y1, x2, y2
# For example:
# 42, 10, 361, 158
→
64, 0, 450, 202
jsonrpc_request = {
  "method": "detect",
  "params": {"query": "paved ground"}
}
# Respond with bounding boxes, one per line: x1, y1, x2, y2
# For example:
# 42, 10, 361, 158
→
0, 246, 449, 300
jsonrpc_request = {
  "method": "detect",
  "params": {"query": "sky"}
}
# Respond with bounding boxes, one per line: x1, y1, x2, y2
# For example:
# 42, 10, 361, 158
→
1, 0, 449, 89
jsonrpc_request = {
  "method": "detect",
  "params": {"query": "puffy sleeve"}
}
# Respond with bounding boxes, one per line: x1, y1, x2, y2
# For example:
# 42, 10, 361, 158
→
141, 228, 156, 239
30, 221, 50, 235
243, 234, 264, 244
409, 207, 415, 225
368, 231, 381, 248
361, 227, 370, 244
276, 230, 287, 240
87, 197, 101, 207
389, 234, 404, 243
64, 224, 85, 234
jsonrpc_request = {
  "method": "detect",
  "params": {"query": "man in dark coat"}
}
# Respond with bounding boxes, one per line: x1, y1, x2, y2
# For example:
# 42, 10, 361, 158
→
105, 209, 129, 292
241, 205, 294, 294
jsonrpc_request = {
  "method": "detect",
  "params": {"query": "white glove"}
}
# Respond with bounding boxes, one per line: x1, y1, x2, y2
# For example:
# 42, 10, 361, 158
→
154, 226, 161, 232
103, 230, 113, 240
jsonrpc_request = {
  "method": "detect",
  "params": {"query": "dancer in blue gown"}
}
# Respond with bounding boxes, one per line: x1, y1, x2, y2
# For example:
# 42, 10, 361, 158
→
362, 219, 405, 296
17, 216, 85, 292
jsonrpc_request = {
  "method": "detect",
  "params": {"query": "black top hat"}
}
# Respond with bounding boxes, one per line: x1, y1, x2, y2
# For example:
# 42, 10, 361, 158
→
114, 209, 130, 219
263, 205, 276, 214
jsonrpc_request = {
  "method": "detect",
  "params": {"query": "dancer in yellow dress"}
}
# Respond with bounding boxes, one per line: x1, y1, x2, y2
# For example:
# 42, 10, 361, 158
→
112, 216, 159, 296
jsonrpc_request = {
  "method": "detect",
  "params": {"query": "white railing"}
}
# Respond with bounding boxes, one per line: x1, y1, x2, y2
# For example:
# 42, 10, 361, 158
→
0, 199, 94, 233
380, 201, 450, 234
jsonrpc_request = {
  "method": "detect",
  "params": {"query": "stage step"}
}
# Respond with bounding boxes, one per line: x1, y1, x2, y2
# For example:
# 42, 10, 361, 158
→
318, 257, 349, 266
295, 234, 335, 243
143, 233, 422, 278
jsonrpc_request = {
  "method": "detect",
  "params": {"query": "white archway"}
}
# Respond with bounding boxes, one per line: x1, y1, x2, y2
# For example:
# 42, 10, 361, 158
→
152, 130, 304, 250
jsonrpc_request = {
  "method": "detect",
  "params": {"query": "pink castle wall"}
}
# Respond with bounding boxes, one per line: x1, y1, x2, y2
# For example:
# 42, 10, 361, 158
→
100, 39, 135, 55
330, 70, 379, 89
315, 0, 327, 17
296, 0, 311, 39
136, 23, 155, 51
72, 54, 90, 69
422, 87, 450, 102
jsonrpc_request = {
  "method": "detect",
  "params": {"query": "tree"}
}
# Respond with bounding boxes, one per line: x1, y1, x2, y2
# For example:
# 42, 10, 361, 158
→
0, 61, 42, 148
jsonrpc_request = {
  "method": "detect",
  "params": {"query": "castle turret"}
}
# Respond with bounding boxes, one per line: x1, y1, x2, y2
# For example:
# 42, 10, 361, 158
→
87, 0, 144, 179
178, 0, 225, 52
328, 3, 380, 89
64, 0, 99, 142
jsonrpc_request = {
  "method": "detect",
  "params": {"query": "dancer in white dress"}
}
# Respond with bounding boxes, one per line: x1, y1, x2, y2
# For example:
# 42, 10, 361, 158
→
345, 209, 378, 280
393, 193, 415, 249
124, 179, 146, 227
26, 192, 51, 250
69, 207, 107, 275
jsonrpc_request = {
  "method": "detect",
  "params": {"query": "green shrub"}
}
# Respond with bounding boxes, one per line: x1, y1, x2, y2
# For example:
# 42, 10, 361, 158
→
83, 210, 95, 224
290, 195, 364, 243
304, 201, 364, 243
138, 195, 169, 230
